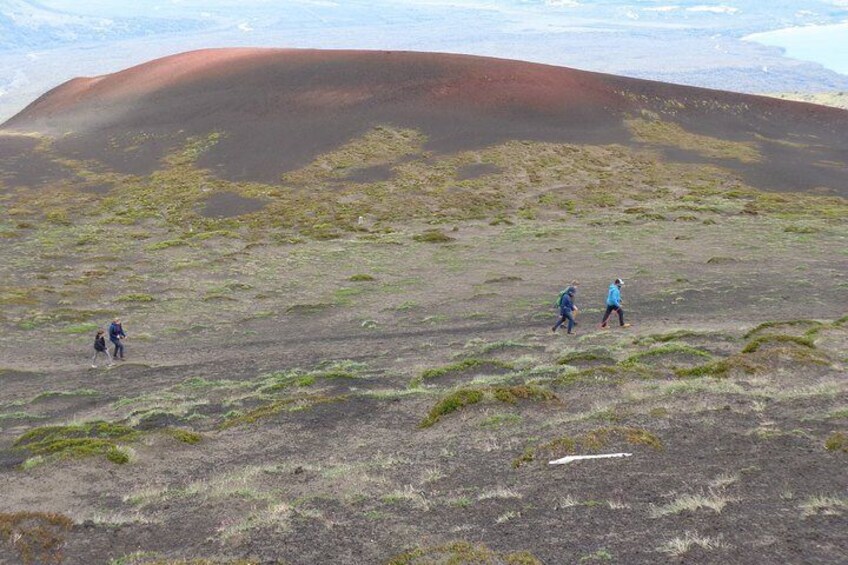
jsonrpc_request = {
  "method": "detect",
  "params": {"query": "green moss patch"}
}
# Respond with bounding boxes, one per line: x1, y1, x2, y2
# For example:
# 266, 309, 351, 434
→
514, 426, 663, 468
420, 389, 485, 428
557, 349, 615, 366
675, 356, 760, 379
744, 319, 824, 339
412, 229, 455, 243
389, 540, 541, 565
220, 395, 346, 429
824, 432, 847, 453
626, 117, 762, 163
117, 293, 155, 303
414, 358, 514, 387
165, 428, 203, 445
634, 330, 704, 345
742, 334, 816, 354
492, 385, 558, 404
13, 421, 140, 465
621, 343, 713, 367
420, 385, 557, 428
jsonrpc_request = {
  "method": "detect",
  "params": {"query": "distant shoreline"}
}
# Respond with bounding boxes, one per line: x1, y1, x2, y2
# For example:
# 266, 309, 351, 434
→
744, 22, 848, 76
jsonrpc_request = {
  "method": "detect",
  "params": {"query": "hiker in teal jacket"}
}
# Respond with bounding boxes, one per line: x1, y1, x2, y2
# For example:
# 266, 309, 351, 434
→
600, 278, 630, 328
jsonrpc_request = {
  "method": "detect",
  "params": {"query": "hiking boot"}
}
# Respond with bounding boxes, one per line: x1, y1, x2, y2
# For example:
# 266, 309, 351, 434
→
621, 323, 632, 328
91, 364, 97, 368
600, 324, 608, 329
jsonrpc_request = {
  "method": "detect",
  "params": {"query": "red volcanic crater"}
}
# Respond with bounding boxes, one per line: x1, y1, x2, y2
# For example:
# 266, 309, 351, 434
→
2, 48, 848, 193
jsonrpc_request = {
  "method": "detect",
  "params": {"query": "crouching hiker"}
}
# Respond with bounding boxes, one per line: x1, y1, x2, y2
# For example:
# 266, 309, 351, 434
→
600, 278, 631, 329
92, 329, 113, 368
553, 283, 579, 335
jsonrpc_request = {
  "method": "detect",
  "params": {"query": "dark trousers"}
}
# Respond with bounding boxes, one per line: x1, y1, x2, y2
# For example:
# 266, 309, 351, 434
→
111, 339, 124, 358
601, 305, 624, 326
553, 310, 576, 333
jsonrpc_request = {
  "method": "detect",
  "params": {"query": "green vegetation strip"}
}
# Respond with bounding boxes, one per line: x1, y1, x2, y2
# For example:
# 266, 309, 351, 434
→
675, 356, 760, 379
741, 334, 815, 353
13, 421, 139, 464
744, 319, 823, 339
825, 432, 847, 453
388, 541, 541, 565
220, 395, 346, 429
420, 385, 557, 428
557, 349, 614, 366
621, 343, 713, 366
413, 358, 514, 387
12, 422, 201, 467
514, 427, 663, 468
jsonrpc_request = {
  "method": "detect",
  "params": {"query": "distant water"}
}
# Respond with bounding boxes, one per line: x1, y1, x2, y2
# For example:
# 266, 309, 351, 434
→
744, 22, 848, 76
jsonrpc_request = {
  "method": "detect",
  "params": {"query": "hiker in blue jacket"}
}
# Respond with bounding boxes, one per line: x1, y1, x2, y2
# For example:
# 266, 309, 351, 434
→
552, 283, 579, 334
109, 318, 127, 360
600, 278, 630, 329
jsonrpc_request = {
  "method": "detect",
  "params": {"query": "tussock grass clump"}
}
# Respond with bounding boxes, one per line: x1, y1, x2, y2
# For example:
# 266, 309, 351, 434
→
420, 385, 558, 428
824, 432, 847, 453
220, 395, 346, 429
742, 334, 816, 353
675, 356, 760, 379
784, 225, 817, 234
259, 361, 364, 392
621, 343, 713, 366
0, 411, 45, 421
126, 556, 259, 565
650, 493, 735, 518
800, 495, 848, 517
412, 229, 455, 243
0, 511, 73, 565
706, 256, 738, 265
556, 364, 655, 385
106, 445, 133, 464
117, 293, 155, 303
557, 349, 615, 366
514, 426, 662, 467
743, 319, 823, 339
634, 330, 703, 345
31, 389, 99, 402
484, 275, 523, 284
415, 358, 514, 386
420, 389, 485, 428
492, 385, 557, 404
388, 541, 541, 565
165, 428, 203, 445
14, 421, 140, 464
657, 531, 727, 557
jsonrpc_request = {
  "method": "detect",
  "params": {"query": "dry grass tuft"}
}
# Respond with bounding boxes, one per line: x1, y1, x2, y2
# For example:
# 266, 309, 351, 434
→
650, 492, 736, 518
657, 531, 727, 557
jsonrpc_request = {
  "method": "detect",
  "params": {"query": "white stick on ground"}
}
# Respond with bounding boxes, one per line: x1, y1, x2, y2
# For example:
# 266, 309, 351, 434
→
548, 453, 632, 465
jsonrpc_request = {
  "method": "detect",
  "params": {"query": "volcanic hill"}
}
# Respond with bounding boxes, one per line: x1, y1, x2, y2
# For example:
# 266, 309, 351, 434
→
2, 48, 847, 194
